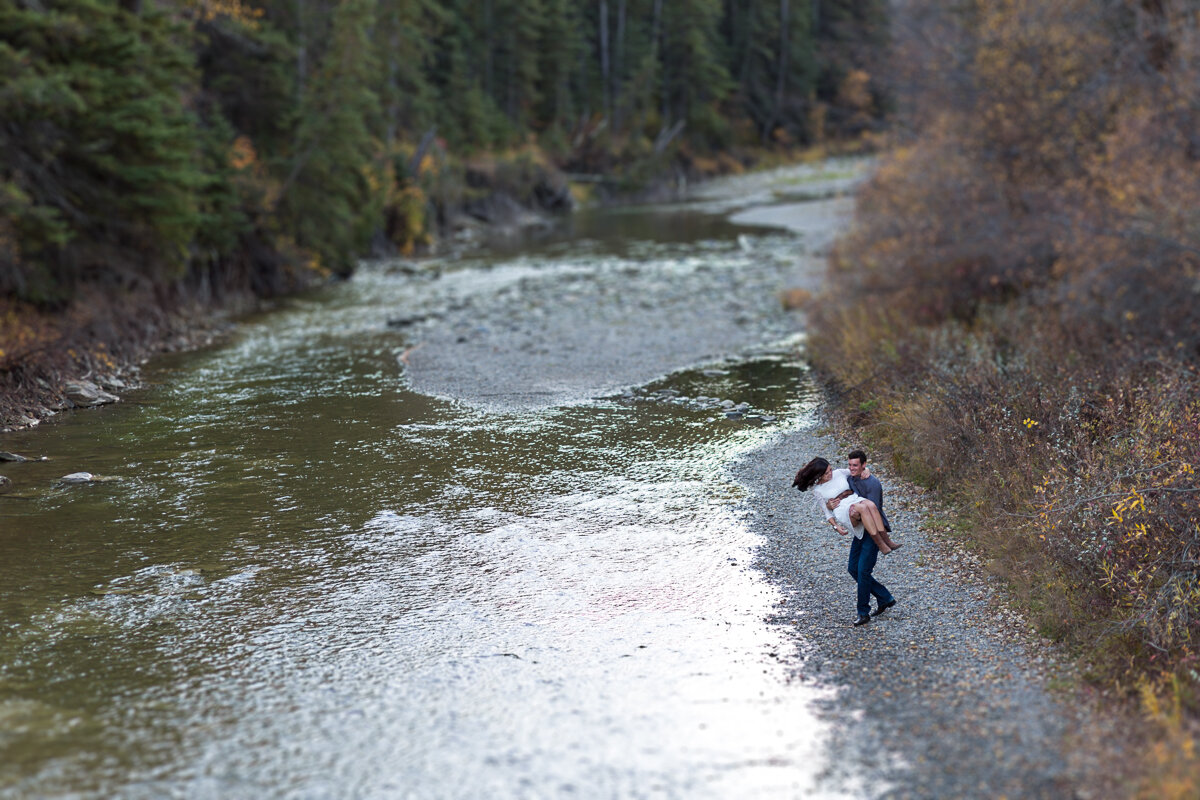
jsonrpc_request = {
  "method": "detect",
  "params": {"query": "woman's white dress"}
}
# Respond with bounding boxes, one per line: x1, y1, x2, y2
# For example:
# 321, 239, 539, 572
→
812, 468, 865, 537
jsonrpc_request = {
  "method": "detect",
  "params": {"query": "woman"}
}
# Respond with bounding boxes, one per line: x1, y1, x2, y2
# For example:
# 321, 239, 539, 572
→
792, 457, 901, 554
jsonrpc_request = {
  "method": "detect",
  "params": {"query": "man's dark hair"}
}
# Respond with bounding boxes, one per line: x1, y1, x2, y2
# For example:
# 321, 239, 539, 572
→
848, 449, 867, 463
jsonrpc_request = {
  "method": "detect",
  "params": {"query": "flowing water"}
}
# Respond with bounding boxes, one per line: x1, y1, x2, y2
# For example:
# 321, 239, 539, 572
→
0, 170, 861, 798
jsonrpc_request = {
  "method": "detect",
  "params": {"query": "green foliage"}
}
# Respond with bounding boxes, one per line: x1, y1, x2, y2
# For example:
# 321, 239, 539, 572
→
1, 0, 889, 304
726, 0, 818, 143
191, 107, 247, 260
535, 0, 583, 134
660, 0, 732, 141
374, 0, 439, 140
1, 0, 202, 303
195, 16, 296, 159
278, 0, 382, 276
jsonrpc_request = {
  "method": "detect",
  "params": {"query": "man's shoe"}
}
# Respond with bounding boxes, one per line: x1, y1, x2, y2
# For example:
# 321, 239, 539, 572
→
853, 615, 871, 626
871, 599, 897, 617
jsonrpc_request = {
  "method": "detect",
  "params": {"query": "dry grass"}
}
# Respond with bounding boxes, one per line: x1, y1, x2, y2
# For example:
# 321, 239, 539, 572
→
809, 297, 1200, 791
778, 288, 812, 310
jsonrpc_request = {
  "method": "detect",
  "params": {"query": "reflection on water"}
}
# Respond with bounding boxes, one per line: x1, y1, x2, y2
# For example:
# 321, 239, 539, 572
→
0, 223, 847, 797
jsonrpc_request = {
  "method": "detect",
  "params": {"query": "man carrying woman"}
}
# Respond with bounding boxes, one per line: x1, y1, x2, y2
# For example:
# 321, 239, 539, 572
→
793, 450, 899, 626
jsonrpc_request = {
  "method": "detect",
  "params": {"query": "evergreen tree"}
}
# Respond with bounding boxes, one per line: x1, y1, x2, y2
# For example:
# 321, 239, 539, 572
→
430, 0, 509, 149
195, 13, 296, 162
375, 0, 440, 145
277, 0, 381, 275
725, 0, 817, 142
812, 0, 888, 133
535, 0, 584, 137
492, 0, 545, 129
660, 0, 732, 145
0, 0, 201, 304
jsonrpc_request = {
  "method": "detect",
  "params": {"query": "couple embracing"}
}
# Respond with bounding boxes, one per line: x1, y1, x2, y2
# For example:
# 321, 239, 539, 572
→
793, 450, 900, 627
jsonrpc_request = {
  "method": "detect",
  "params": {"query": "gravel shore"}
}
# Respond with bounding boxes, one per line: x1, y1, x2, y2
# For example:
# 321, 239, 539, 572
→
400, 162, 857, 411
732, 424, 1114, 798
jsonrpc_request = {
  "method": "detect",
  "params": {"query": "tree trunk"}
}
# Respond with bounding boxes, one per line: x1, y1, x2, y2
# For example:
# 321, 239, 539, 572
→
613, 0, 626, 129
599, 0, 611, 121
296, 0, 306, 102
768, 0, 790, 142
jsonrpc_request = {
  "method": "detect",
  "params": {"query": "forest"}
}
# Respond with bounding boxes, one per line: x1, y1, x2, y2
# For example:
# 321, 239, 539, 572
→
1, 0, 885, 312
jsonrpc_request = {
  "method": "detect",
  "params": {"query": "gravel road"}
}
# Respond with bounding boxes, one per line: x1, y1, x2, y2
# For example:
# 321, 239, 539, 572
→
400, 160, 1114, 798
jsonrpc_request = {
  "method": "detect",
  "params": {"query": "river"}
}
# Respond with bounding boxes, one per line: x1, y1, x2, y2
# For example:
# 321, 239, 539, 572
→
0, 162, 867, 799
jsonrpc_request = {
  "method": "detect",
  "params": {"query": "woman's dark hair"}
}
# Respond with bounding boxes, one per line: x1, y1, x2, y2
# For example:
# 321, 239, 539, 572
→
792, 457, 829, 492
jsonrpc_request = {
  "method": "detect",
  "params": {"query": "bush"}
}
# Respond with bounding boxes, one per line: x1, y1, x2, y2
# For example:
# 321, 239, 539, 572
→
811, 0, 1200, 707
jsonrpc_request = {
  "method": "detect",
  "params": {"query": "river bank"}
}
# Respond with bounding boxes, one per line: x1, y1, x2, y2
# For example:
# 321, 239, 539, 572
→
0, 292, 246, 434
0, 157, 1134, 797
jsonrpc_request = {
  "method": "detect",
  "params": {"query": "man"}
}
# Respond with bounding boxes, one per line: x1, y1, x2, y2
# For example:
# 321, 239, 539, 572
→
828, 449, 897, 625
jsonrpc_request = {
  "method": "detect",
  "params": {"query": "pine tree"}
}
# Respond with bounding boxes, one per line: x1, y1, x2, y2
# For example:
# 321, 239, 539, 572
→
660, 0, 732, 145
0, 0, 202, 303
277, 0, 382, 275
375, 0, 439, 145
492, 0, 545, 130
534, 0, 584, 138
813, 0, 888, 134
430, 0, 508, 149
726, 0, 817, 142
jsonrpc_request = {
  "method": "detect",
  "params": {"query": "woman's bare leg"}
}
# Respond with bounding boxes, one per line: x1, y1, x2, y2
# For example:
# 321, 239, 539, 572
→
854, 501, 902, 551
868, 506, 902, 551
880, 529, 902, 550
851, 502, 892, 554
859, 500, 902, 551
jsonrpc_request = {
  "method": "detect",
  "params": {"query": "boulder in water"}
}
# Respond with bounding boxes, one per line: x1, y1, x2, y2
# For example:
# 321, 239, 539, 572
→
63, 380, 118, 408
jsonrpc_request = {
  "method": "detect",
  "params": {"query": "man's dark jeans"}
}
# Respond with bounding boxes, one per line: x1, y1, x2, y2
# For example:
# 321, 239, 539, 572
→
848, 534, 894, 618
